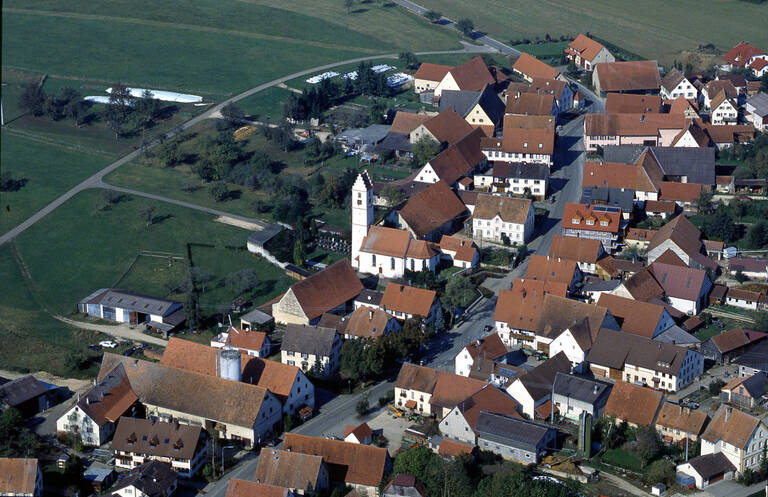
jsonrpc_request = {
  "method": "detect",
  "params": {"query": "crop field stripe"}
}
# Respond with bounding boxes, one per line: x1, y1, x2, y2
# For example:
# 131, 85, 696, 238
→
2, 128, 115, 158
3, 8, 384, 54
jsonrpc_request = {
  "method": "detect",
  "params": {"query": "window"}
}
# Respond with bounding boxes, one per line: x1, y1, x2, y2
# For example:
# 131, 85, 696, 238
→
372, 254, 376, 265
391, 257, 395, 270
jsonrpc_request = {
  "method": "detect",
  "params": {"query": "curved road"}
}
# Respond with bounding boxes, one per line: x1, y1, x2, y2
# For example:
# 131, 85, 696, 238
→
0, 45, 491, 247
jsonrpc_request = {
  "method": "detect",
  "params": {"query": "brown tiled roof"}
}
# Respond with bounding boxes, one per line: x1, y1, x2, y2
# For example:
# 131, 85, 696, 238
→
75, 363, 138, 426
222, 327, 268, 352
659, 182, 703, 202
226, 479, 290, 497
654, 249, 687, 267
597, 294, 665, 339
382, 474, 426, 496
381, 283, 437, 318
710, 90, 733, 114
699, 121, 755, 144
668, 97, 700, 118
548, 234, 603, 264
493, 278, 568, 331
98, 354, 273, 429
589, 328, 689, 376
254, 448, 326, 490
584, 113, 685, 137
527, 77, 568, 99
605, 94, 661, 114
283, 434, 390, 487
565, 34, 606, 63
622, 268, 664, 301
647, 214, 703, 257
536, 294, 609, 340
711, 328, 768, 354
288, 260, 363, 321
398, 181, 467, 238
463, 333, 508, 362
405, 239, 439, 259
583, 160, 658, 192
448, 57, 495, 92
655, 402, 708, 436
343, 422, 373, 440
112, 417, 203, 460
594, 60, 661, 92
516, 352, 572, 402
702, 405, 762, 449
703, 80, 738, 100
626, 228, 657, 242
414, 62, 452, 82
422, 109, 474, 145
426, 128, 486, 184
472, 194, 532, 224
603, 381, 663, 426
481, 128, 555, 155
0, 458, 38, 495
390, 111, 430, 134
430, 374, 487, 411
505, 92, 555, 116
438, 439, 475, 457
723, 41, 765, 68
730, 258, 768, 274
454, 385, 521, 429
359, 225, 412, 258
395, 362, 441, 393
562, 203, 621, 233
502, 114, 555, 129
525, 254, 579, 286
341, 306, 396, 339
645, 200, 677, 213
660, 68, 686, 94
650, 262, 708, 301
438, 235, 478, 262
512, 53, 560, 80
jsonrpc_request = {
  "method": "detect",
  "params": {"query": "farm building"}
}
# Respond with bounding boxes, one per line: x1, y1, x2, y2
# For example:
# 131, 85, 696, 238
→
78, 289, 185, 333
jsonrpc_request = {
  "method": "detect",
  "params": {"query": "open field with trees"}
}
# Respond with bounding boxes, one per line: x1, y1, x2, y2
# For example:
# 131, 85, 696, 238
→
415, 0, 768, 64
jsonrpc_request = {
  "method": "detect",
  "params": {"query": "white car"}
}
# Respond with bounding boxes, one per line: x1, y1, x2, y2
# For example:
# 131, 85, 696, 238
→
99, 340, 117, 348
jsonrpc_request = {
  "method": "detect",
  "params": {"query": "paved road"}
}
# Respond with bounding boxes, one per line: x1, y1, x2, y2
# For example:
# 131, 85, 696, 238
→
53, 315, 169, 347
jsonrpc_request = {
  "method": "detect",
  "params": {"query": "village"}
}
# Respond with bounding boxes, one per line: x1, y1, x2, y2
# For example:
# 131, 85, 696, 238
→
3, 6, 768, 497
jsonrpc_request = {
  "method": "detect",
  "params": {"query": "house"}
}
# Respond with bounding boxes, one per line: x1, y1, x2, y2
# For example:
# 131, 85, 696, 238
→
645, 214, 718, 272
676, 453, 737, 489
583, 279, 622, 303
475, 161, 548, 198
239, 308, 274, 332
583, 113, 686, 151
438, 85, 505, 135
468, 358, 525, 389
653, 325, 702, 349
506, 352, 572, 418
561, 203, 622, 251
77, 289, 185, 333
112, 460, 178, 497
272, 260, 363, 325
588, 328, 704, 392
455, 333, 508, 377
382, 474, 426, 497
98, 354, 283, 447
595, 256, 643, 281
650, 262, 712, 315
433, 57, 496, 98
339, 307, 400, 340
344, 422, 374, 445
751, 58, 768, 78
564, 34, 615, 71
526, 78, 574, 114
415, 128, 486, 186
701, 328, 768, 364
283, 434, 392, 496
160, 337, 316, 415
700, 121, 756, 149
722, 41, 767, 71
0, 375, 54, 417
701, 405, 768, 474
413, 63, 451, 93
736, 341, 768, 377
654, 402, 709, 443
471, 194, 534, 245
710, 90, 739, 125
356, 226, 440, 278
436, 438, 476, 458
668, 97, 702, 121
524, 254, 582, 293
83, 467, 117, 493
725, 288, 765, 311
660, 68, 697, 100
512, 53, 561, 82
438, 385, 521, 444
394, 363, 486, 418
501, 114, 556, 130
611, 267, 665, 303
602, 381, 663, 427
493, 278, 569, 347
582, 160, 660, 202
548, 235, 605, 274
645, 200, 678, 219
625, 227, 657, 249
720, 373, 767, 409
56, 363, 139, 446
226, 479, 295, 497
437, 235, 480, 268
475, 411, 557, 464
380, 283, 440, 323
582, 186, 635, 218
112, 417, 208, 477
659, 182, 703, 209
745, 93, 768, 132
671, 121, 710, 147
397, 181, 468, 241
504, 92, 556, 117
253, 448, 330, 494
593, 60, 661, 94
282, 324, 342, 378
408, 109, 474, 146
552, 373, 612, 421
597, 294, 674, 339
701, 80, 738, 109
605, 94, 662, 114
480, 128, 555, 167
211, 328, 270, 357
354, 289, 383, 310
603, 146, 716, 190
0, 459, 43, 497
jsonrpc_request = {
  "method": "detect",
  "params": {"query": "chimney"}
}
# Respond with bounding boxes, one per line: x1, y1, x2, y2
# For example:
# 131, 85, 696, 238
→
593, 385, 598, 395
725, 406, 732, 422
679, 405, 683, 415
369, 309, 374, 320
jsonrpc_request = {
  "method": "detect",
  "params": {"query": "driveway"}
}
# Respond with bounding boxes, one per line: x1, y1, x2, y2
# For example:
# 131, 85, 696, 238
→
53, 315, 169, 347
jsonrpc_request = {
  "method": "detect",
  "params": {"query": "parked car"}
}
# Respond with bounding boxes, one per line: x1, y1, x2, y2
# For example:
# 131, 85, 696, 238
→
99, 340, 117, 348
87, 344, 102, 351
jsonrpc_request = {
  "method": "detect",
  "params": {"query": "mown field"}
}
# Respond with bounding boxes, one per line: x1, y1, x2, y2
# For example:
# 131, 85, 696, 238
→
416, 0, 768, 64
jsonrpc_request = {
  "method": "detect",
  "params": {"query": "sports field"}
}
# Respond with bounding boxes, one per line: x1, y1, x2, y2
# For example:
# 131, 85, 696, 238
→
416, 0, 768, 63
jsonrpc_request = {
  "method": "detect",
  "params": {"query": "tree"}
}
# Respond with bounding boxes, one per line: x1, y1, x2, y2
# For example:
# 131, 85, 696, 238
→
134, 90, 161, 129
380, 184, 405, 207
356, 393, 369, 416
221, 103, 245, 128
98, 189, 122, 210
0, 408, 39, 457
694, 189, 714, 214
140, 206, 156, 228
753, 312, 768, 333
636, 424, 663, 466
442, 275, 477, 324
423, 10, 442, 22
708, 378, 726, 396
735, 269, 749, 283
293, 238, 307, 266
432, 309, 446, 333
748, 221, 768, 248
411, 136, 441, 167
344, 0, 353, 13
208, 181, 229, 202
398, 52, 419, 69
18, 83, 46, 116
225, 268, 260, 296
704, 209, 740, 243
643, 459, 675, 486
156, 141, 184, 167
456, 18, 474, 37
183, 290, 203, 329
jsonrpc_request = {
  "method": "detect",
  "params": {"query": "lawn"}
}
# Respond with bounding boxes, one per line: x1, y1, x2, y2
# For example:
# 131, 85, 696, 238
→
238, 87, 295, 122
512, 40, 570, 61
600, 448, 643, 472
114, 254, 189, 298
414, 0, 768, 65
0, 132, 111, 234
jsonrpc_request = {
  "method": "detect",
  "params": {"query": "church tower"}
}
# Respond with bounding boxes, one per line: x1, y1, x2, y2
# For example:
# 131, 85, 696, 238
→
351, 171, 373, 269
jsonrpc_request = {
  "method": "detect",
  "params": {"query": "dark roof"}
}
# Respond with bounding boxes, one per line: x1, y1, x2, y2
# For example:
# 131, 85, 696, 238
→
603, 146, 715, 186
492, 162, 548, 180
734, 341, 768, 370
552, 373, 612, 404
517, 352, 572, 402
587, 328, 690, 375
374, 132, 413, 153
354, 289, 383, 307
81, 289, 181, 317
282, 324, 338, 357
711, 328, 768, 355
0, 375, 48, 408
111, 417, 203, 460
247, 224, 283, 247
685, 453, 736, 480
475, 411, 553, 451
439, 90, 479, 116
581, 186, 635, 212
112, 460, 178, 497
654, 325, 701, 346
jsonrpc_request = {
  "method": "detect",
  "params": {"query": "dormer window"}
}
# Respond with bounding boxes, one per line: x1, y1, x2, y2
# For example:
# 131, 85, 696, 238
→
585, 219, 594, 226
523, 142, 528, 148
571, 217, 580, 224
600, 220, 608, 227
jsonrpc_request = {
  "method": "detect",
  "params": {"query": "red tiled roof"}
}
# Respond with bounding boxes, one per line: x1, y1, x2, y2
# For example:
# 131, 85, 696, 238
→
399, 181, 467, 238
493, 278, 568, 331
562, 203, 621, 233
565, 34, 606, 63
447, 56, 495, 92
594, 60, 661, 92
380, 283, 437, 318
438, 439, 475, 457
723, 42, 765, 68
605, 94, 661, 114
512, 53, 560, 80
414, 63, 452, 82
659, 182, 703, 202
604, 382, 663, 426
287, 260, 363, 321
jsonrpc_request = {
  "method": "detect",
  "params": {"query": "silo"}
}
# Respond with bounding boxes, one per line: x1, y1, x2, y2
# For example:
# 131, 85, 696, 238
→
218, 348, 242, 382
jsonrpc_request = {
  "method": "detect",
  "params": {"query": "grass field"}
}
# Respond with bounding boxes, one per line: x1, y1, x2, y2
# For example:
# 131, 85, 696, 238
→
415, 0, 768, 64
600, 448, 643, 472
115, 254, 189, 298
0, 132, 111, 234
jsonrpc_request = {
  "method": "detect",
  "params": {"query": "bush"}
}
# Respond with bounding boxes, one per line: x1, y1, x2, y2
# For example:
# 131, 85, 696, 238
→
356, 393, 370, 416
643, 459, 675, 486
378, 389, 395, 407
208, 181, 229, 202
739, 468, 758, 486
708, 379, 726, 396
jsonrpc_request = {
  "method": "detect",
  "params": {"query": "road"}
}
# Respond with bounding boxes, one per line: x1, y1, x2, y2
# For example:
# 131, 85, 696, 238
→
53, 315, 170, 347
